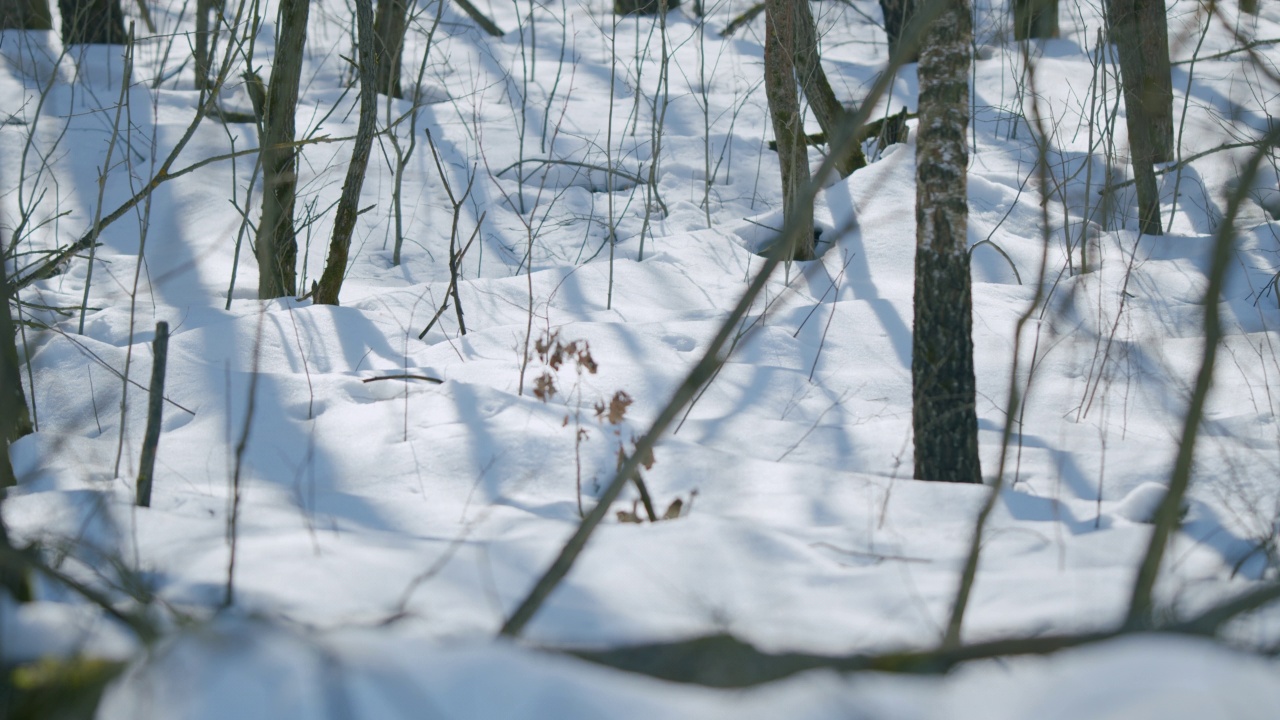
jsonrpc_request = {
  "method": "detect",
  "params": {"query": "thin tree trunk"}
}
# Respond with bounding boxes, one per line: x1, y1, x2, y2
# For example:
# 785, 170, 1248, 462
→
315, 0, 377, 304
257, 0, 311, 298
193, 0, 214, 90
792, 0, 865, 176
0, 267, 34, 469
373, 0, 407, 98
913, 0, 981, 484
1108, 0, 1165, 235
0, 0, 53, 29
57, 0, 126, 44
1013, 0, 1058, 40
763, 0, 813, 260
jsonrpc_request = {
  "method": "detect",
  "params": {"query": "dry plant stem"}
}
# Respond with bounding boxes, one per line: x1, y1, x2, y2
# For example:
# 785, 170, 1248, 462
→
225, 311, 266, 608
638, 0, 670, 261
315, 0, 378, 305
1126, 124, 1280, 629
135, 322, 168, 508
390, 0, 446, 266
14, 0, 256, 292
944, 43, 1054, 648
77, 31, 134, 334
496, 13, 931, 634
606, 15, 617, 309
14, 130, 359, 294
416, 214, 483, 339
114, 43, 163, 481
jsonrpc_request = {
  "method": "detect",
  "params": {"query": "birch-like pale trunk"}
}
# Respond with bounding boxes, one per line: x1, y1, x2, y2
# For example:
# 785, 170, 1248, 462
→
912, 0, 980, 483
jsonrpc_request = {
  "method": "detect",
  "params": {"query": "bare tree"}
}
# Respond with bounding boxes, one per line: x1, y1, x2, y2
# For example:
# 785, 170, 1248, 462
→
1107, 0, 1172, 235
879, 0, 918, 62
57, 0, 127, 44
0, 0, 52, 29
1013, 0, 1058, 40
792, 0, 865, 177
763, 0, 814, 260
373, 0, 408, 98
257, 0, 311, 298
912, 0, 981, 483
315, 0, 378, 304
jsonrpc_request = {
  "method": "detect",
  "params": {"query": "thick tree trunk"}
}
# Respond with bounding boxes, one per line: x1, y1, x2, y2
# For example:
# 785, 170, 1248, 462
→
1108, 0, 1167, 235
792, 0, 865, 177
0, 0, 53, 29
763, 0, 814, 260
57, 0, 126, 44
913, 0, 981, 484
373, 0, 407, 98
879, 0, 918, 63
257, 0, 311, 298
1012, 0, 1058, 40
315, 0, 378, 304
1132, 0, 1172, 162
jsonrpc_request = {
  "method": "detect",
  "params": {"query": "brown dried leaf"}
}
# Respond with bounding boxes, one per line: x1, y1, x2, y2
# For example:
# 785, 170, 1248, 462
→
662, 498, 684, 520
578, 347, 598, 374
533, 372, 557, 402
606, 391, 633, 425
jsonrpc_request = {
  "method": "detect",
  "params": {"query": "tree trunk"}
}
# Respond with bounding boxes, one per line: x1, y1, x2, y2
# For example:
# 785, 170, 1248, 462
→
256, 0, 311, 299
792, 0, 865, 177
373, 0, 407, 98
1012, 0, 1058, 40
879, 0, 918, 63
0, 0, 53, 29
1108, 0, 1166, 235
315, 0, 377, 304
1137, 0, 1172, 163
763, 0, 814, 260
193, 0, 215, 90
913, 0, 981, 484
57, 0, 126, 44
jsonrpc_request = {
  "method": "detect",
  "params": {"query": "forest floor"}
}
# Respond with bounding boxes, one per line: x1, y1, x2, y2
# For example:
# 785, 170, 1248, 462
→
3, 0, 1280, 716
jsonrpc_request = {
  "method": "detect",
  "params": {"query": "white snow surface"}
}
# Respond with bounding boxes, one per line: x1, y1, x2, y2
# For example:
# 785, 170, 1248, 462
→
2, 0, 1280, 716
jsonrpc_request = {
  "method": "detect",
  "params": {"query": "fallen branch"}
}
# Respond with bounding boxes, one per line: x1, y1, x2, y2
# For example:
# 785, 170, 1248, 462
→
361, 374, 443, 384
564, 582, 1280, 688
496, 158, 646, 187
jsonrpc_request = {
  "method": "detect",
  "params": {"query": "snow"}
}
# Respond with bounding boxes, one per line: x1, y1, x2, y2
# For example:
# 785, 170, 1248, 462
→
3, 0, 1280, 716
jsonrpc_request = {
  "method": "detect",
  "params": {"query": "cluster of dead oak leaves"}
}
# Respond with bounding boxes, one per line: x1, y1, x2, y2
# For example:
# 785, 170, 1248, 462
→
531, 330, 692, 523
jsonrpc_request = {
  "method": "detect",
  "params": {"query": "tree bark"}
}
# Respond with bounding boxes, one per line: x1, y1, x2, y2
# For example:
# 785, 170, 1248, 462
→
792, 0, 865, 177
256, 0, 311, 299
763, 0, 814, 260
193, 0, 215, 90
913, 0, 981, 484
57, 0, 126, 44
879, 0, 918, 63
1012, 0, 1058, 40
373, 0, 407, 98
1108, 0, 1168, 235
0, 0, 53, 29
315, 0, 377, 304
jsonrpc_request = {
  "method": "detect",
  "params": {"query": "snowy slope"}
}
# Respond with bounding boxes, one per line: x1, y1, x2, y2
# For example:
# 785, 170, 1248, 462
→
3, 0, 1280, 716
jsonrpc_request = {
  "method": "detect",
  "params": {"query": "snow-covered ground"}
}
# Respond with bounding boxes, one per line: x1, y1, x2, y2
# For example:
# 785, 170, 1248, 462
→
3, 0, 1280, 716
